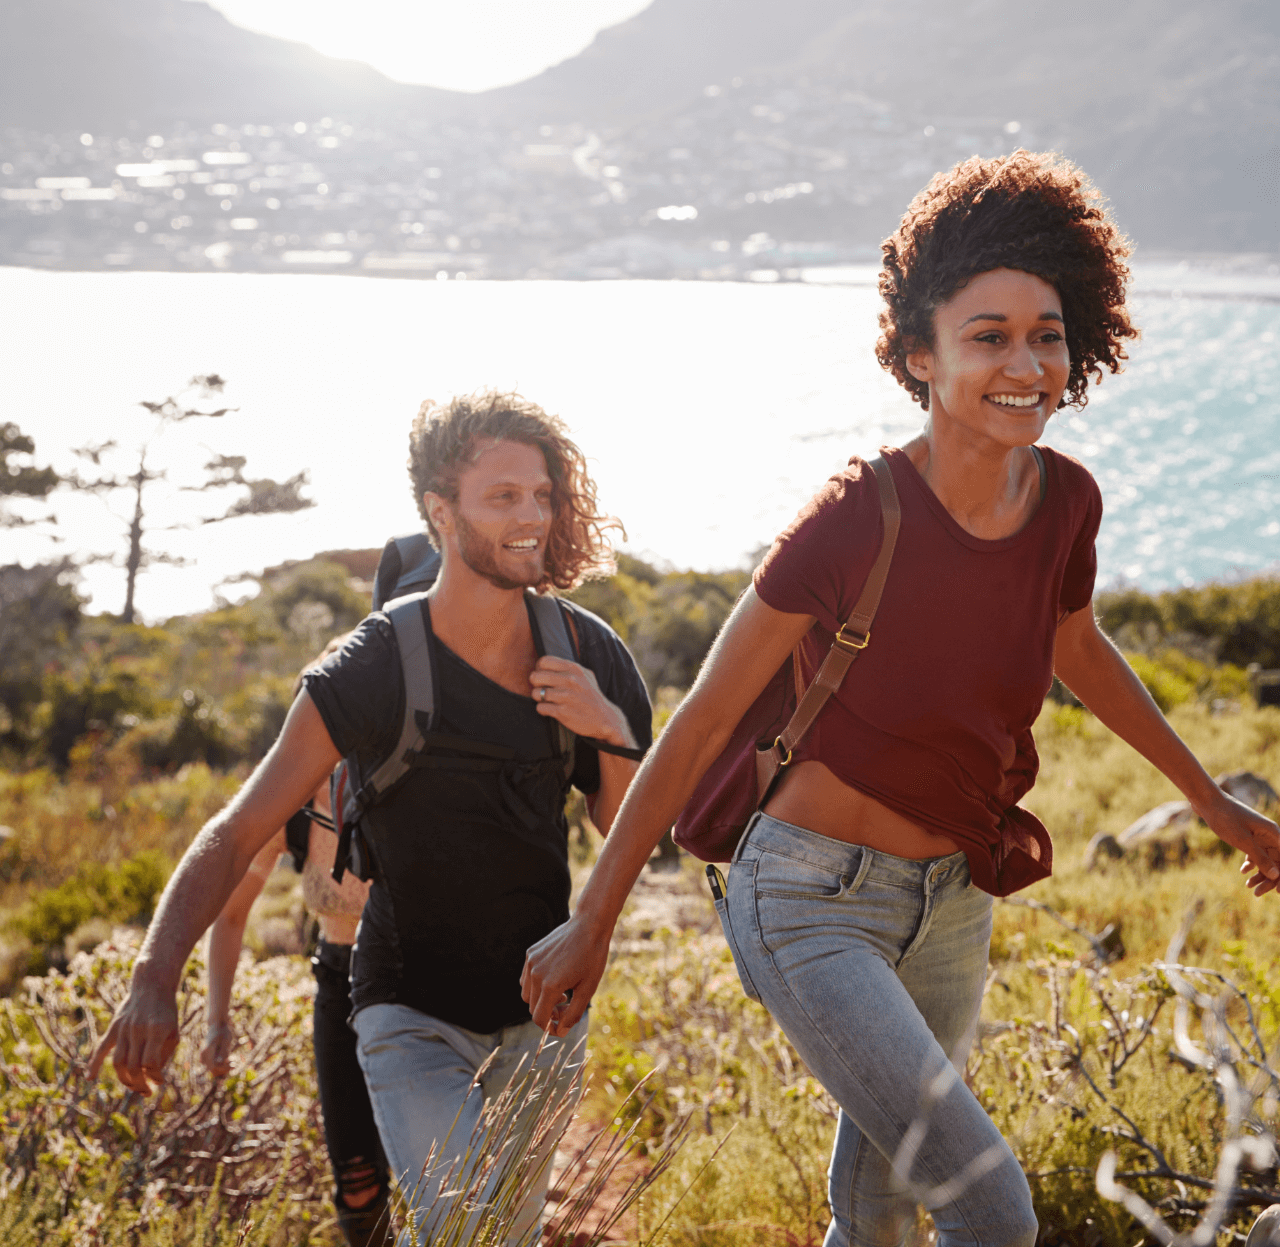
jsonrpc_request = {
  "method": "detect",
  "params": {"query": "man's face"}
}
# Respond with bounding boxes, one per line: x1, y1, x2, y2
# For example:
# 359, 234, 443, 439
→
438, 439, 553, 591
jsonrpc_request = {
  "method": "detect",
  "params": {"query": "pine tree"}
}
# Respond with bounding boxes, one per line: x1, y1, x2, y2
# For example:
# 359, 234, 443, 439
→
69, 375, 315, 624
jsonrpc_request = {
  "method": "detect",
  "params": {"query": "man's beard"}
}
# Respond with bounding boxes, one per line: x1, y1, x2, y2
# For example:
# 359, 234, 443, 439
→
455, 513, 544, 591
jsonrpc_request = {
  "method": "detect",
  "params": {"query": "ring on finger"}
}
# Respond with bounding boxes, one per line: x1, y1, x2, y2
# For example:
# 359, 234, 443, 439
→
538, 687, 547, 702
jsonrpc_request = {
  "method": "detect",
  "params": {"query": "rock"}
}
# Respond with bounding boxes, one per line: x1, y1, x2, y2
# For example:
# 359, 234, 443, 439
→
1083, 831, 1123, 871
1245, 1205, 1280, 1247
1216, 769, 1280, 811
1096, 922, 1125, 964
1114, 800, 1194, 871
1084, 772, 1277, 873
1117, 800, 1194, 847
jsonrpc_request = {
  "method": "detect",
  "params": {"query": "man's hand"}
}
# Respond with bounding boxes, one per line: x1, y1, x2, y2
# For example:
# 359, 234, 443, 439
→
530, 657, 636, 748
522, 913, 611, 1035
1195, 789, 1280, 896
87, 978, 180, 1095
200, 1020, 235, 1078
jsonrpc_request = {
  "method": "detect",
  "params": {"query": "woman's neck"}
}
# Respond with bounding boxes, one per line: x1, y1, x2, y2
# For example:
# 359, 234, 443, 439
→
900, 428, 1042, 541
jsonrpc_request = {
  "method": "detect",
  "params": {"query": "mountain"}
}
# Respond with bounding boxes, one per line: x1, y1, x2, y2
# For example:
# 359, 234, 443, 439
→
0, 0, 1275, 256
485, 0, 851, 125
0, 0, 458, 131
498, 0, 1279, 251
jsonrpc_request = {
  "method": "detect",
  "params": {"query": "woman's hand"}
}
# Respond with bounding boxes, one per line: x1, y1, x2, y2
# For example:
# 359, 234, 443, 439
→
530, 657, 636, 748
200, 1020, 235, 1078
1055, 609, 1280, 898
522, 912, 610, 1035
1195, 790, 1280, 896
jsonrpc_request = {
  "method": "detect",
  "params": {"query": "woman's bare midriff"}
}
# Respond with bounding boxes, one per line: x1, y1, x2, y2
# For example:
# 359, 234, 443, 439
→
764, 760, 961, 860
301, 810, 369, 947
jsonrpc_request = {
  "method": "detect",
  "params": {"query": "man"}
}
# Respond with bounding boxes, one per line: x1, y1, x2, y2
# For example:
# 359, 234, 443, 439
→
91, 390, 652, 1243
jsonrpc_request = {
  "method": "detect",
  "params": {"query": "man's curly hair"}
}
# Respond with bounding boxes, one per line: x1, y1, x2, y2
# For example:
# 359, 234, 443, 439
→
408, 389, 622, 592
876, 150, 1138, 410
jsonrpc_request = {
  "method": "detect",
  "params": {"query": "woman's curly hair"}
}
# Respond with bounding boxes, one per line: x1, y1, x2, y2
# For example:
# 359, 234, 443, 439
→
876, 150, 1138, 410
408, 389, 623, 592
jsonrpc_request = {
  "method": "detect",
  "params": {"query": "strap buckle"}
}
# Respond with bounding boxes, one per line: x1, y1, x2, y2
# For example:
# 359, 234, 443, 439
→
773, 736, 794, 767
834, 624, 870, 652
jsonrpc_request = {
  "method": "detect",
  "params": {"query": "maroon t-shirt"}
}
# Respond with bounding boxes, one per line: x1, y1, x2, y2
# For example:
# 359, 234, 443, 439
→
753, 444, 1102, 896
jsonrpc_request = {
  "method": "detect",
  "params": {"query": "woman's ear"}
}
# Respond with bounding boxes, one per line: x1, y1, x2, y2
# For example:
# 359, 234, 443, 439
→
905, 342, 933, 383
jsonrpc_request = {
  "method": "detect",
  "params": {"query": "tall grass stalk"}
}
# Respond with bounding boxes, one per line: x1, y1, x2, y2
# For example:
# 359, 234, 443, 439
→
387, 1037, 694, 1246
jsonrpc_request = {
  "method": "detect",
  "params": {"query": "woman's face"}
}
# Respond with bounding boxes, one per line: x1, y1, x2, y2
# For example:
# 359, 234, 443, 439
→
906, 267, 1070, 450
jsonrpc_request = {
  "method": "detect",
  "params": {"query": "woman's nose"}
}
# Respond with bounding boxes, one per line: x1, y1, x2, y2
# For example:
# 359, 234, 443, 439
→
1004, 340, 1044, 381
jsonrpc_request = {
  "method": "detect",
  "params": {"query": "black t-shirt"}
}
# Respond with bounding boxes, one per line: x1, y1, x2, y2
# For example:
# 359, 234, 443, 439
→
303, 595, 652, 1034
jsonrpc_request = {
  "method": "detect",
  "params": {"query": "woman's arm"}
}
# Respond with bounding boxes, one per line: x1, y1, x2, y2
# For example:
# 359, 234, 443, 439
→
1054, 606, 1280, 893
201, 829, 286, 1077
522, 587, 815, 1032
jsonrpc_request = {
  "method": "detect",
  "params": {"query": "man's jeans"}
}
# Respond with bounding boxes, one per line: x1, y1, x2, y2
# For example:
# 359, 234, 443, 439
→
353, 1003, 588, 1246
720, 813, 1037, 1247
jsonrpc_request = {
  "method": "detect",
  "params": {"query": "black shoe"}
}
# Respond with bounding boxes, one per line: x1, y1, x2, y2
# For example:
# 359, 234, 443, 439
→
336, 1185, 393, 1247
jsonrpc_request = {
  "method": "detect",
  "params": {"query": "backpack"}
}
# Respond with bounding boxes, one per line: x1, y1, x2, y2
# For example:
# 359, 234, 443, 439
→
672, 456, 901, 862
329, 532, 581, 882
372, 532, 441, 611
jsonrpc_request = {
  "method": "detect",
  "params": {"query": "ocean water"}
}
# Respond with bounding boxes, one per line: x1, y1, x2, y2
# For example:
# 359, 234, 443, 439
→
1, 267, 1276, 619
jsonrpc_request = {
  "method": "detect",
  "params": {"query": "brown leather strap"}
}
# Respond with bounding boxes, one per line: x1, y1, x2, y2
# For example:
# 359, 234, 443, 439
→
771, 455, 901, 763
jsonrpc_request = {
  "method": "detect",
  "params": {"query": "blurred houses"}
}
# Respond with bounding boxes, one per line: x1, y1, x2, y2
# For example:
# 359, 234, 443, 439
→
1, 0, 1275, 280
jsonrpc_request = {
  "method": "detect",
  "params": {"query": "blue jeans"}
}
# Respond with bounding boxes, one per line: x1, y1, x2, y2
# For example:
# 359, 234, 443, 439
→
353, 1003, 589, 1246
720, 813, 1036, 1247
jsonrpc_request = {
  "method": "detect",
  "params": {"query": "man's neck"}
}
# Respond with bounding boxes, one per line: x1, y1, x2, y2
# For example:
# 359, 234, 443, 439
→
426, 559, 538, 696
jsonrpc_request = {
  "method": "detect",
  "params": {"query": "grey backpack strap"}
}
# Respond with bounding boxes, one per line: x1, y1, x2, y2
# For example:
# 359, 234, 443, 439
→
527, 592, 577, 775
527, 591, 575, 661
366, 592, 435, 797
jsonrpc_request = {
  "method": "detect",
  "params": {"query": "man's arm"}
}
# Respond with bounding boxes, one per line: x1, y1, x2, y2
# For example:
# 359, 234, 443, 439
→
89, 692, 341, 1093
1054, 605, 1280, 893
201, 829, 285, 1078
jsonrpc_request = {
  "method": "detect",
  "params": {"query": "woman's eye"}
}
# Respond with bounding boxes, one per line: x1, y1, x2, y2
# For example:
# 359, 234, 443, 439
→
975, 332, 1003, 344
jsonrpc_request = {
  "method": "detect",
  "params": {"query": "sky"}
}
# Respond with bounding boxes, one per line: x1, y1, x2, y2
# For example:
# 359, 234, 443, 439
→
204, 0, 654, 92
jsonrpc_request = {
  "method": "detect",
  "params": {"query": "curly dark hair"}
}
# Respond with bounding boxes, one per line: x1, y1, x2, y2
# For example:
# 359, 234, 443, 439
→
407, 389, 623, 592
876, 150, 1138, 410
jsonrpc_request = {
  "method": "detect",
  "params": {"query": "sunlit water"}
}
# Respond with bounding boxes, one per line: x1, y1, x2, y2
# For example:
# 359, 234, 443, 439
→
1, 268, 1277, 620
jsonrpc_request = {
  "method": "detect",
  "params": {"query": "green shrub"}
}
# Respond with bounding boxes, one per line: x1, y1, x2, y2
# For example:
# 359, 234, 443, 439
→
0, 934, 329, 1242
1098, 575, 1280, 669
1124, 652, 1198, 712
9, 850, 169, 950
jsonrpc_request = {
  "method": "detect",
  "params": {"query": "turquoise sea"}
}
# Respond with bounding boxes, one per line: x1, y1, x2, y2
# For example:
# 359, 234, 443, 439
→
1, 266, 1276, 619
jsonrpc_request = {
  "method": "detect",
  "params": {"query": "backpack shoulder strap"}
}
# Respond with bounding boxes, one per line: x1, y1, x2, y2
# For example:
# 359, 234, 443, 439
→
526, 592, 577, 775
773, 454, 901, 759
527, 591, 577, 661
365, 592, 435, 797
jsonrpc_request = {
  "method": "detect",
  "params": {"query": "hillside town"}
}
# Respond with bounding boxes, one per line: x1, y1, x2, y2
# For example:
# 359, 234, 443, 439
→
0, 76, 1028, 280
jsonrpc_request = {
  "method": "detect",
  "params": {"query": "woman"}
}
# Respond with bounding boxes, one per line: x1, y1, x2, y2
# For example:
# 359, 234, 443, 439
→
521, 151, 1280, 1245
202, 648, 390, 1247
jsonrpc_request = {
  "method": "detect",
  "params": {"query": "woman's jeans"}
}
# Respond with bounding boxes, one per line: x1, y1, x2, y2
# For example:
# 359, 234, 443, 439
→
720, 813, 1037, 1247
